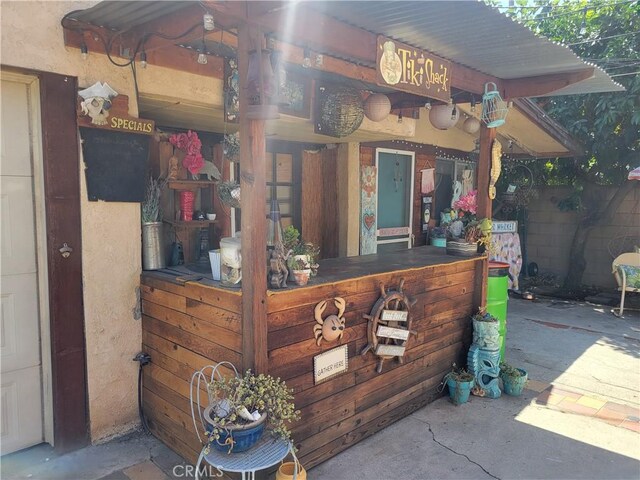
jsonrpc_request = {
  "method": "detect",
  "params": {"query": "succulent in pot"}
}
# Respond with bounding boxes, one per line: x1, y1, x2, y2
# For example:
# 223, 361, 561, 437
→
204, 369, 300, 454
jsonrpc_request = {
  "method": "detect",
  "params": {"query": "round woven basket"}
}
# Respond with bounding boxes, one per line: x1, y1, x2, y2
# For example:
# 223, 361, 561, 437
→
316, 86, 364, 138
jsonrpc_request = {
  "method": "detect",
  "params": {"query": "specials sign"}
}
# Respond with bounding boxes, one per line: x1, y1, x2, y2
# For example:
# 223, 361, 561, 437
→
77, 94, 155, 136
376, 36, 452, 102
314, 345, 348, 384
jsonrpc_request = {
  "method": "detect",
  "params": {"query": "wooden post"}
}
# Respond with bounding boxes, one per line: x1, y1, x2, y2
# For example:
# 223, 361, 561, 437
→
238, 24, 269, 373
475, 123, 497, 310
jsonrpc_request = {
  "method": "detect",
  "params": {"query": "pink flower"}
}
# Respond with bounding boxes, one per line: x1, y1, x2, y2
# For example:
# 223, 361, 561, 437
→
183, 153, 204, 175
454, 190, 477, 215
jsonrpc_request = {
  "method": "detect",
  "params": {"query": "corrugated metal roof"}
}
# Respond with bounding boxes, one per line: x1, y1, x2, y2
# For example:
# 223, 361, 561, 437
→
68, 0, 623, 96
317, 1, 623, 96
69, 1, 193, 31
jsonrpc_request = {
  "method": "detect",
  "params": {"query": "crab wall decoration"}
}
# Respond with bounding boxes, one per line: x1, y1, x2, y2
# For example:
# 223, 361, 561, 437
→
314, 297, 346, 346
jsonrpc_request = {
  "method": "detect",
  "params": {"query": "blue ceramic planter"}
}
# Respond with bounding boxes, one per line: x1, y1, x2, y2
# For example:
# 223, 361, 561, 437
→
204, 406, 267, 453
446, 378, 474, 405
501, 368, 528, 396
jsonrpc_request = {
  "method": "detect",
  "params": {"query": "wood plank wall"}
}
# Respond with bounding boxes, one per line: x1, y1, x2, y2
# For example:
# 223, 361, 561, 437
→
267, 257, 481, 468
301, 148, 339, 259
141, 273, 242, 463
360, 145, 435, 247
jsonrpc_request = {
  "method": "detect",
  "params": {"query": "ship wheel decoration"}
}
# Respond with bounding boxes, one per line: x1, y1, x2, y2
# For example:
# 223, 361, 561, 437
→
360, 279, 417, 373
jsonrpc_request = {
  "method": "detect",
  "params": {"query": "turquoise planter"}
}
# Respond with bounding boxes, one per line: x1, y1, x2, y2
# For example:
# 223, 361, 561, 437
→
501, 368, 528, 396
431, 238, 447, 248
446, 378, 474, 405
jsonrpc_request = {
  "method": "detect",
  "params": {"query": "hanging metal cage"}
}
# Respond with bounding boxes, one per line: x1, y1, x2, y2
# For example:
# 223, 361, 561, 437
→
481, 82, 509, 128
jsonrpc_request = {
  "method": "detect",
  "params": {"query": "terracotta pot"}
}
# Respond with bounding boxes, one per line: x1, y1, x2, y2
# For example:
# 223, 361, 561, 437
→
291, 269, 311, 286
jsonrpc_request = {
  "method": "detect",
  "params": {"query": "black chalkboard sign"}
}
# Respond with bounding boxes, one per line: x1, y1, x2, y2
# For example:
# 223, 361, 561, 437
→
80, 127, 149, 202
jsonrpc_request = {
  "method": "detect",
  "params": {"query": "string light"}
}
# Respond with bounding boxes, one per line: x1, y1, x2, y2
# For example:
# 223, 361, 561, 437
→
579, 8, 587, 36
425, 102, 432, 110
302, 47, 311, 68
397, 111, 403, 124
470, 96, 476, 113
139, 49, 147, 69
80, 42, 88, 60
197, 35, 207, 65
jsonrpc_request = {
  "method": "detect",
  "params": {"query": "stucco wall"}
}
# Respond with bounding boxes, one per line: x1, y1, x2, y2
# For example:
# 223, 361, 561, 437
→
526, 185, 640, 288
0, 1, 220, 442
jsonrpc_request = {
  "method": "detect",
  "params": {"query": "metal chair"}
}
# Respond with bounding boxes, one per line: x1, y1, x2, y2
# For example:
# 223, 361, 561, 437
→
612, 252, 640, 316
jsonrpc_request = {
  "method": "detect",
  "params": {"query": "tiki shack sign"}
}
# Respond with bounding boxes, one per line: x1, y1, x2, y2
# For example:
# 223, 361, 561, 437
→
376, 36, 452, 102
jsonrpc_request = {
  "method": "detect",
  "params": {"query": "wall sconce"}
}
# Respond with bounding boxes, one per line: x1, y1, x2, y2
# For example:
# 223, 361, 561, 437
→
302, 47, 311, 68
203, 13, 215, 31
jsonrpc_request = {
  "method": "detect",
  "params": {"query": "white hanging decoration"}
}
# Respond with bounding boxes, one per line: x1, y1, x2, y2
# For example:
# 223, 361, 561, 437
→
462, 116, 481, 134
429, 104, 459, 130
364, 93, 392, 122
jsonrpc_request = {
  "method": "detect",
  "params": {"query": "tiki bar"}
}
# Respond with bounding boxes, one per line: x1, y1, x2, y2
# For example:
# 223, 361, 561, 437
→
56, 0, 620, 472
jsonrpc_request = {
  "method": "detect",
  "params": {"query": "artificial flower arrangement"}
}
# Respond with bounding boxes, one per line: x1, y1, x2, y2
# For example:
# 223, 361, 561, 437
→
443, 189, 492, 249
169, 130, 204, 178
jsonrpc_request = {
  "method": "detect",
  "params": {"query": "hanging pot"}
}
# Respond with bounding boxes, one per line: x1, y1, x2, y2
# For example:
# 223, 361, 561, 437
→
142, 222, 166, 270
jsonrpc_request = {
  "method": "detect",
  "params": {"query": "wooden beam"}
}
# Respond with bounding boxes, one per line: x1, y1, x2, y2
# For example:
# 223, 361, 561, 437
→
238, 24, 268, 374
476, 124, 496, 220
202, 1, 501, 95
502, 68, 594, 99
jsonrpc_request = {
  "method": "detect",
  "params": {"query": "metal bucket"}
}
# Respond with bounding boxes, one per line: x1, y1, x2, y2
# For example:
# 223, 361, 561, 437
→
142, 222, 166, 270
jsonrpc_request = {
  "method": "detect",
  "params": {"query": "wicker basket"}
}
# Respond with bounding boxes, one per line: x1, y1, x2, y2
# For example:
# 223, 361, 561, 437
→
315, 86, 364, 138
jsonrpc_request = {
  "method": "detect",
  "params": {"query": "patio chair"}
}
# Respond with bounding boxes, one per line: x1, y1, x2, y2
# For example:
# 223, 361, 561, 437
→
612, 252, 640, 316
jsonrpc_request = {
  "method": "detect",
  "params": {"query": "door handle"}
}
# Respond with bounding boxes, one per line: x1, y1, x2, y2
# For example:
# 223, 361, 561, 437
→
59, 243, 73, 258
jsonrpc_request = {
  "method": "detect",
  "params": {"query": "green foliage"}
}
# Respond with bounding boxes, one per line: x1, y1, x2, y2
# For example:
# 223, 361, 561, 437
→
206, 370, 300, 451
444, 363, 475, 382
490, 0, 640, 190
141, 176, 164, 223
499, 362, 524, 379
282, 225, 300, 252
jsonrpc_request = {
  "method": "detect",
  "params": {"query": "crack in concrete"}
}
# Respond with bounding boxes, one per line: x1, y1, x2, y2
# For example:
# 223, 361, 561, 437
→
418, 419, 501, 480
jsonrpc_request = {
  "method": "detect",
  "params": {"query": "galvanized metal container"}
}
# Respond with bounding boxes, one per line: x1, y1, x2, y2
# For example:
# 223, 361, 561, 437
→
142, 222, 166, 270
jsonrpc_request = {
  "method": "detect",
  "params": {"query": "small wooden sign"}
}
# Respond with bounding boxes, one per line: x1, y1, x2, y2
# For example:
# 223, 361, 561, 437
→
377, 325, 410, 341
375, 344, 406, 357
376, 36, 452, 102
381, 310, 408, 322
314, 345, 348, 384
77, 95, 154, 135
492, 221, 518, 234
377, 226, 411, 237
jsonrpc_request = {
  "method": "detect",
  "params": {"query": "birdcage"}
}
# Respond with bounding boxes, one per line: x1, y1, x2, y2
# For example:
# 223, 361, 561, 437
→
481, 82, 509, 128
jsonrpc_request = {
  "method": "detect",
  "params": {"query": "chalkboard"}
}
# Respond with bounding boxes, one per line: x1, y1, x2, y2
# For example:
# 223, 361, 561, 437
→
80, 127, 150, 202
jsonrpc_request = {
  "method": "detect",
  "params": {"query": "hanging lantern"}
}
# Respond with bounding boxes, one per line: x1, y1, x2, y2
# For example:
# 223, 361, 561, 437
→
481, 82, 508, 128
462, 116, 481, 134
364, 93, 391, 122
429, 104, 459, 130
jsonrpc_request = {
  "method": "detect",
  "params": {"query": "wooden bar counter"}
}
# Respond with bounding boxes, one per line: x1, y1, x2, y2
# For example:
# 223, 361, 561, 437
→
141, 247, 485, 467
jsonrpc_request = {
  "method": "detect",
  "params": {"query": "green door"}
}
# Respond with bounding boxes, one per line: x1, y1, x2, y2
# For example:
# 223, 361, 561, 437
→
376, 149, 414, 253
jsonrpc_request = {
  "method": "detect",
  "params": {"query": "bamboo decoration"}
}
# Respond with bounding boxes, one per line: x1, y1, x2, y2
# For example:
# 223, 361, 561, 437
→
489, 139, 502, 200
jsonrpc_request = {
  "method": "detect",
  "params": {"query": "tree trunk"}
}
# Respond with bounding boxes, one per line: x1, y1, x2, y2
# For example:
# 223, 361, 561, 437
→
563, 180, 638, 289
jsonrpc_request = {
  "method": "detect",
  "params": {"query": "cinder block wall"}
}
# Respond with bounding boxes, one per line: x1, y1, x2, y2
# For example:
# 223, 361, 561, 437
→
525, 186, 640, 288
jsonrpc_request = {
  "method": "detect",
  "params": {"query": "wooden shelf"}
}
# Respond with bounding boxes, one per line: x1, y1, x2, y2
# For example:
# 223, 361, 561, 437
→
164, 219, 218, 228
167, 180, 217, 190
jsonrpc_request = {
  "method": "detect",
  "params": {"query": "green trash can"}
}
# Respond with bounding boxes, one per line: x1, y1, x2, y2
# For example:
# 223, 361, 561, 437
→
487, 261, 510, 361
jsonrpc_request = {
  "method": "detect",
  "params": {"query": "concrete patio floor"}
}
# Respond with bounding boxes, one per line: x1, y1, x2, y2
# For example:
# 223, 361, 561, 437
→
2, 297, 639, 480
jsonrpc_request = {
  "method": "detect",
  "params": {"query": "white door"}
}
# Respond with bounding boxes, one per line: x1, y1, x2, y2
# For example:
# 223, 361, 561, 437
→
1, 76, 45, 454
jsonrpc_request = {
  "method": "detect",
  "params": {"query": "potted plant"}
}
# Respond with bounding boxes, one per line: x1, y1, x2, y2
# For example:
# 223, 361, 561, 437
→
204, 369, 300, 454
442, 364, 475, 405
289, 257, 311, 286
499, 362, 528, 396
430, 226, 448, 248
141, 176, 166, 270
446, 217, 492, 257
471, 310, 500, 350
283, 225, 320, 277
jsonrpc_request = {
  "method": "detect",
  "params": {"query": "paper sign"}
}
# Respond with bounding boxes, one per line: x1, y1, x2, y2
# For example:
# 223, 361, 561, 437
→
492, 221, 518, 233
381, 310, 408, 321
377, 325, 410, 341
314, 345, 348, 384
